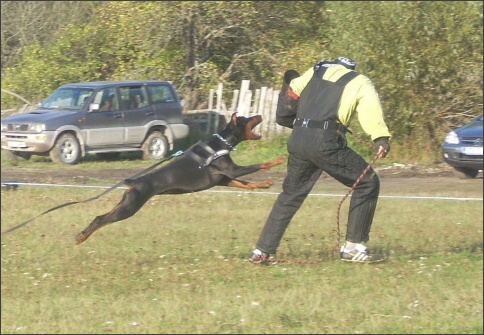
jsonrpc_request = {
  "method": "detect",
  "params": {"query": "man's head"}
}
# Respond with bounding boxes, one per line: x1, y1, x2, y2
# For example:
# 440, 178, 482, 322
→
334, 57, 357, 70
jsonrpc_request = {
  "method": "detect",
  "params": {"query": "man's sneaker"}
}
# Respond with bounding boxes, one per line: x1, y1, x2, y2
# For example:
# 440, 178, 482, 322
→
248, 249, 270, 265
340, 243, 384, 263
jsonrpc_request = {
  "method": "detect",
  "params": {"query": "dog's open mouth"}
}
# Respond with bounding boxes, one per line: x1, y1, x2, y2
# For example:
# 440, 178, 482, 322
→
247, 115, 263, 140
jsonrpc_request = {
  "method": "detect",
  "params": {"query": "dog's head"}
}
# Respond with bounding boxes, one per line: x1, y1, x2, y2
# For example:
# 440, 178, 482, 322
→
225, 112, 262, 144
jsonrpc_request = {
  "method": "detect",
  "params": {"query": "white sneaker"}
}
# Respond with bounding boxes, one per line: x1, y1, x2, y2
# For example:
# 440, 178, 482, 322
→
340, 243, 384, 263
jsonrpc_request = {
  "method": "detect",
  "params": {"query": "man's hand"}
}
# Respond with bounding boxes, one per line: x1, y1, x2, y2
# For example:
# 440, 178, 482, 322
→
374, 137, 390, 158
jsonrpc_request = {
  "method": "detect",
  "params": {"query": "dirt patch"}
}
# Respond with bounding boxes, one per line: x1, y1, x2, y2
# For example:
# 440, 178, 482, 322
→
2, 161, 482, 196
0, 162, 455, 185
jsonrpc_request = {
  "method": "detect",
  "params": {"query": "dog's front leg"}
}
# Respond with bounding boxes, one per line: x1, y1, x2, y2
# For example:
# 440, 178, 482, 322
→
227, 179, 274, 189
258, 155, 286, 171
228, 154, 286, 178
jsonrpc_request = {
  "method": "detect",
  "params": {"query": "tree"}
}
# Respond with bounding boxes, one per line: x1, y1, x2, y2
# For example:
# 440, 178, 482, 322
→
0, 1, 102, 78
322, 1, 483, 153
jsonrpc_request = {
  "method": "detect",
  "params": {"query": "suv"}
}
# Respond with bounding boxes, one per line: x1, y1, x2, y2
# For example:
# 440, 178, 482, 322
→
1, 80, 189, 164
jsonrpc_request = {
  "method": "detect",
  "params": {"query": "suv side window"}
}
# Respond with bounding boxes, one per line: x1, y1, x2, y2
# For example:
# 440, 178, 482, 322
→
119, 86, 149, 110
147, 85, 176, 104
42, 88, 93, 110
93, 88, 119, 111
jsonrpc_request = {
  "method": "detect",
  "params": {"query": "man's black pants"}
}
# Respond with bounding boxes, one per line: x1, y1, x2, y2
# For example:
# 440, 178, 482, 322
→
255, 127, 380, 254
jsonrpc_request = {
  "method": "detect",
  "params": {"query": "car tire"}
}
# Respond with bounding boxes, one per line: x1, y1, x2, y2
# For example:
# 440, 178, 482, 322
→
141, 131, 168, 160
49, 133, 81, 165
4, 150, 31, 162
453, 167, 479, 179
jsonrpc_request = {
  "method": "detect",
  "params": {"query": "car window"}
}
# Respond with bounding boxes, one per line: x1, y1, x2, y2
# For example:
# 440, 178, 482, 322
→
147, 85, 176, 104
119, 86, 149, 109
93, 88, 119, 111
41, 88, 94, 110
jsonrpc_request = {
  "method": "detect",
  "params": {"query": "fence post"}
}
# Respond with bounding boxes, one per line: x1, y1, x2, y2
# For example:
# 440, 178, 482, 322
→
216, 83, 223, 114
263, 88, 273, 137
208, 89, 214, 110
231, 90, 239, 114
236, 80, 250, 117
202, 81, 288, 139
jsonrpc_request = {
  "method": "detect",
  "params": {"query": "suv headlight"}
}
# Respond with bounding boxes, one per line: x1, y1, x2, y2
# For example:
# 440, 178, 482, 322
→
444, 131, 459, 144
29, 123, 45, 133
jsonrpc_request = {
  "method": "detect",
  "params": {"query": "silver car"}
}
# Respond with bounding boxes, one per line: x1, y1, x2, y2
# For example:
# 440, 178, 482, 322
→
1, 80, 189, 164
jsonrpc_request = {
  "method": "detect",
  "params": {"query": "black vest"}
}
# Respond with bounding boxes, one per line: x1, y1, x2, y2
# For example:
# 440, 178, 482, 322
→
297, 64, 359, 121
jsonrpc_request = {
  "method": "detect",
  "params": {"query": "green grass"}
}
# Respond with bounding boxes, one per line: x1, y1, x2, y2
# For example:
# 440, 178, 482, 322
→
1, 133, 481, 333
1, 184, 482, 334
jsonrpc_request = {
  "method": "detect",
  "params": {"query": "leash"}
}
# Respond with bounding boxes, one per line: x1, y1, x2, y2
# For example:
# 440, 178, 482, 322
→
332, 147, 385, 258
1, 151, 184, 235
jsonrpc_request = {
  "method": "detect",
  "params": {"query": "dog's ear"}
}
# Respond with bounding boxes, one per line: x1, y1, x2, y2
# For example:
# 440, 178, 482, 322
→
231, 112, 238, 124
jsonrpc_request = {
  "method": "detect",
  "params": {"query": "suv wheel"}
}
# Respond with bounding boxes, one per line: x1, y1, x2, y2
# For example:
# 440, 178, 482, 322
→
49, 133, 81, 165
453, 167, 479, 179
4, 150, 31, 162
141, 131, 168, 160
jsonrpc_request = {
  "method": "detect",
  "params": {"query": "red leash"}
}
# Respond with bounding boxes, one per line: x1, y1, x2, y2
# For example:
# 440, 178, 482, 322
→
333, 147, 385, 258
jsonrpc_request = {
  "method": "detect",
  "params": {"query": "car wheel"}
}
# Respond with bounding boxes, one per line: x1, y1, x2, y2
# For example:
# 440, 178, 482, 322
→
96, 152, 121, 161
453, 167, 479, 179
141, 131, 168, 160
49, 133, 81, 165
3, 150, 31, 162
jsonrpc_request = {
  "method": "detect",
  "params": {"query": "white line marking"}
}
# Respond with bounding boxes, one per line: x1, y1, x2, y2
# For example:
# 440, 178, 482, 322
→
2, 182, 482, 201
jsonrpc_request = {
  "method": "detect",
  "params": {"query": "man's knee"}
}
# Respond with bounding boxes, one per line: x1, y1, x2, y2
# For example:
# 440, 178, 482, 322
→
356, 172, 380, 197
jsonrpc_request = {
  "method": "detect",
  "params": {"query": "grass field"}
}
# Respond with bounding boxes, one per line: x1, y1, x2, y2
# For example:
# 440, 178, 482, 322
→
1, 176, 482, 333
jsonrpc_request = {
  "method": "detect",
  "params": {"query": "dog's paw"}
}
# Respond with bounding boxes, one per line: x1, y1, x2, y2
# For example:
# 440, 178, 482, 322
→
275, 155, 287, 165
256, 180, 274, 189
75, 233, 86, 245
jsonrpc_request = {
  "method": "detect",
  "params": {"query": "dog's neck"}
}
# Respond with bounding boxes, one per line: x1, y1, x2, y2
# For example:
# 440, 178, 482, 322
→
213, 133, 236, 151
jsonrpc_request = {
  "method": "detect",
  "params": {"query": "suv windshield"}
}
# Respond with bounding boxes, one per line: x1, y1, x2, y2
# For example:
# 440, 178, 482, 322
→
40, 87, 94, 110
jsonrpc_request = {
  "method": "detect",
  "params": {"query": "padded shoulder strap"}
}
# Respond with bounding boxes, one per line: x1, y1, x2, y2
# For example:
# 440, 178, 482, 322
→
335, 71, 359, 86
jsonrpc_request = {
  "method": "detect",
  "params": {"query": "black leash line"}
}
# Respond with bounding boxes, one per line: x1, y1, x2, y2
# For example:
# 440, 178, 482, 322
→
1, 151, 184, 235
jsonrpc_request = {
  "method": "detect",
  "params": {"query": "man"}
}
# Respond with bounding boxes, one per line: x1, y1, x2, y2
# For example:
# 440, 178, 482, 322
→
249, 57, 391, 264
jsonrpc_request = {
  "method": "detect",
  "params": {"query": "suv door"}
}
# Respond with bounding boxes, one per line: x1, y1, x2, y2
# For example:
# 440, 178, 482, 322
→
146, 84, 184, 124
82, 87, 124, 147
119, 85, 154, 146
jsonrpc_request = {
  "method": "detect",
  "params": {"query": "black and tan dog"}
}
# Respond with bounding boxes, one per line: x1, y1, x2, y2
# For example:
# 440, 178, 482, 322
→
76, 113, 285, 244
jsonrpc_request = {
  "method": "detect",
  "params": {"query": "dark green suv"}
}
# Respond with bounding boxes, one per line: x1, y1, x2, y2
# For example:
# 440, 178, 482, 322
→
1, 80, 189, 164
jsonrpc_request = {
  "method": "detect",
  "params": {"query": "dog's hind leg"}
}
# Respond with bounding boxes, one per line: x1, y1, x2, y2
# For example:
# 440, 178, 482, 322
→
76, 186, 152, 245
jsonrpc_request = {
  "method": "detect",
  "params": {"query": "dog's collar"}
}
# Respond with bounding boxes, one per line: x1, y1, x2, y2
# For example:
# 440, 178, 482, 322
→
213, 133, 236, 151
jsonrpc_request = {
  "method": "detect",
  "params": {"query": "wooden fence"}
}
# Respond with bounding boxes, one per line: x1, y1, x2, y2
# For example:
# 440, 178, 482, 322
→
185, 80, 290, 139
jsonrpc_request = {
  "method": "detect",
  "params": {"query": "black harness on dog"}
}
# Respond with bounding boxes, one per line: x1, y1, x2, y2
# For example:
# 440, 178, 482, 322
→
185, 141, 229, 168
184, 134, 235, 184
185, 133, 236, 168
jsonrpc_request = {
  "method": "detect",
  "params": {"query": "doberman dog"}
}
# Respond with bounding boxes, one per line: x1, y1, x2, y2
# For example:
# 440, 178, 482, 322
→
76, 113, 286, 244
